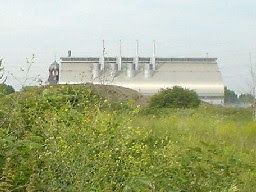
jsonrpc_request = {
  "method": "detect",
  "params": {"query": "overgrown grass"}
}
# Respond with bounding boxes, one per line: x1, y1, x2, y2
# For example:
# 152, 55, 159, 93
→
0, 85, 255, 191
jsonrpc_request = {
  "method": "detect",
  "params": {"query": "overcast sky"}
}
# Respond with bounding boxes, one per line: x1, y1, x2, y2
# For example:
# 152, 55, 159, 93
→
1, 0, 256, 93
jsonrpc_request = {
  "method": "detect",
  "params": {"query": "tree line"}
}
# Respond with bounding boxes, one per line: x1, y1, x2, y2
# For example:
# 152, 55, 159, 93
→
224, 87, 254, 104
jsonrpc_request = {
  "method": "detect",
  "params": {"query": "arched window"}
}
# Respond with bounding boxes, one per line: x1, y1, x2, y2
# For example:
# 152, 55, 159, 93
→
49, 70, 53, 76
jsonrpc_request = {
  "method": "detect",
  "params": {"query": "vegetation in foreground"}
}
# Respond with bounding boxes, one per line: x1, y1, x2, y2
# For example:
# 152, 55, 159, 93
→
0, 85, 256, 191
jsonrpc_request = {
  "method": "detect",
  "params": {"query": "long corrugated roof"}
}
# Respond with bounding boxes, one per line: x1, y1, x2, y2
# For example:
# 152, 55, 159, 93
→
59, 57, 224, 98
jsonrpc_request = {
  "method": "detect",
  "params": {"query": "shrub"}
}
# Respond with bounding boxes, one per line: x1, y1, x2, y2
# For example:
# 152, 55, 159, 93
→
149, 86, 200, 108
0, 84, 15, 97
1, 85, 255, 191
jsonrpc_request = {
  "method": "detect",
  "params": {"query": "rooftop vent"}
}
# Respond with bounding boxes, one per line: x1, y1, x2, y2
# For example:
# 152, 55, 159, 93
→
127, 63, 136, 78
144, 63, 153, 78
68, 50, 72, 57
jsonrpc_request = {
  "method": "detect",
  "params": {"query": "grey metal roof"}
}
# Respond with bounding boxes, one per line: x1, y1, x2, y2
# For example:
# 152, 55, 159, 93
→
59, 56, 224, 105
109, 70, 224, 96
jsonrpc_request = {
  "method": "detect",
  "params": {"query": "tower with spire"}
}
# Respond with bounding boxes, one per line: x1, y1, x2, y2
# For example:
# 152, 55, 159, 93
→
48, 60, 59, 84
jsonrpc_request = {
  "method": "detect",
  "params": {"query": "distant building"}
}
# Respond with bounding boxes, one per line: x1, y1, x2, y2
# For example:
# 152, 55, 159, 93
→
56, 50, 224, 105
48, 60, 59, 84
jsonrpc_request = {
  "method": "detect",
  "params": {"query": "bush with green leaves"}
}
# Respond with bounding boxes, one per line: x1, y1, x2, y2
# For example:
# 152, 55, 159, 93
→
0, 85, 139, 191
149, 86, 200, 109
0, 85, 255, 191
0, 84, 15, 97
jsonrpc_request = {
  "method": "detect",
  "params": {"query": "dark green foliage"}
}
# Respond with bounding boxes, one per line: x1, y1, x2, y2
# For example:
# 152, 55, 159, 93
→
0, 84, 15, 97
0, 85, 255, 191
224, 87, 238, 104
149, 86, 200, 108
239, 93, 254, 104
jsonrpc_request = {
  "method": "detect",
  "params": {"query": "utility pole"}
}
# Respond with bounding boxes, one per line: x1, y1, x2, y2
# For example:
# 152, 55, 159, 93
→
118, 40, 122, 71
135, 40, 139, 70
101, 40, 105, 70
152, 40, 156, 70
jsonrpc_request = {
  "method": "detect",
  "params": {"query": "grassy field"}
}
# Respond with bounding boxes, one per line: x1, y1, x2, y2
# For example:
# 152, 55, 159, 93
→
0, 85, 256, 191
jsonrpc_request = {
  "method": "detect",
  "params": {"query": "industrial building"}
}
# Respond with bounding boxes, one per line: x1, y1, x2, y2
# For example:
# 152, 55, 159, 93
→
49, 43, 224, 105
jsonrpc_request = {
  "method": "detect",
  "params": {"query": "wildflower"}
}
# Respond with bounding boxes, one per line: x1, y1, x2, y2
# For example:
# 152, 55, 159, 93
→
84, 117, 91, 123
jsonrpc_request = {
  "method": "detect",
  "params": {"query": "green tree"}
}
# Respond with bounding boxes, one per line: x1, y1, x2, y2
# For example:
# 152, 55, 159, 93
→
149, 86, 200, 108
224, 87, 238, 104
239, 94, 254, 104
0, 84, 15, 97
